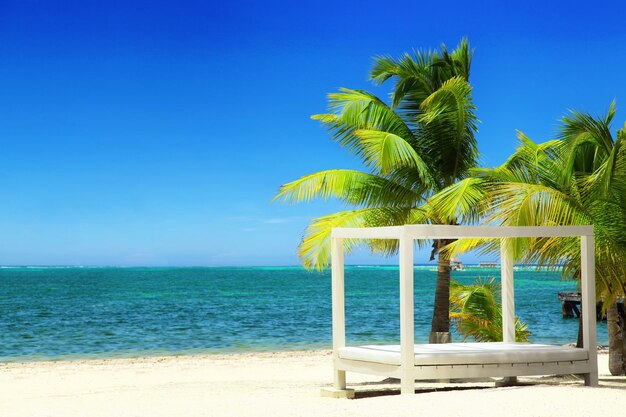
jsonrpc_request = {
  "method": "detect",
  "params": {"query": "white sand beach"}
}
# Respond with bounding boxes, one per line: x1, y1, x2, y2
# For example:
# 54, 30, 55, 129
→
1, 350, 624, 417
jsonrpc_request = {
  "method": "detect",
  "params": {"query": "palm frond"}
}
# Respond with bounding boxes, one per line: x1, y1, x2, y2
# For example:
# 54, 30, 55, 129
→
370, 50, 437, 109
353, 129, 433, 177
274, 169, 421, 207
425, 177, 487, 224
560, 103, 616, 159
312, 88, 415, 145
419, 76, 479, 184
298, 207, 429, 270
450, 278, 530, 342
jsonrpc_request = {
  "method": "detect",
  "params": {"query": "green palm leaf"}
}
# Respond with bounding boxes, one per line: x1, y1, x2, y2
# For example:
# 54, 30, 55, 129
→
429, 103, 626, 304
298, 207, 429, 270
273, 169, 421, 207
450, 278, 530, 342
312, 88, 415, 146
419, 76, 479, 184
426, 177, 486, 224
276, 40, 480, 341
353, 129, 433, 177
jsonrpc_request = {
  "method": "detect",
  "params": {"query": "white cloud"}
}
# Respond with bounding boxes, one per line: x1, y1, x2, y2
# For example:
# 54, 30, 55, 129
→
223, 216, 254, 222
264, 218, 290, 224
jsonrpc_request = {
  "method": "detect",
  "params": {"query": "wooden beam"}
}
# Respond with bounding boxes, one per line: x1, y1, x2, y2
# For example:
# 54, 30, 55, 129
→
580, 234, 598, 386
333, 224, 594, 240
399, 234, 415, 395
403, 224, 593, 239
500, 238, 515, 343
331, 237, 347, 390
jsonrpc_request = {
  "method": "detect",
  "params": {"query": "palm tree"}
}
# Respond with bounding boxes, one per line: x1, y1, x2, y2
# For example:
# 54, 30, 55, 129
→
428, 103, 626, 374
274, 39, 479, 343
450, 277, 530, 342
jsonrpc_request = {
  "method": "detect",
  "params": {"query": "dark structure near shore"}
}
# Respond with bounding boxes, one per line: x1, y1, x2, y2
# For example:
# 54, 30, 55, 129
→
558, 292, 623, 321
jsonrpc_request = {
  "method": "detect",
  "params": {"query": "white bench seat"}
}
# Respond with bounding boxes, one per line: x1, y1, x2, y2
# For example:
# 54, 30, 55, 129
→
338, 342, 588, 366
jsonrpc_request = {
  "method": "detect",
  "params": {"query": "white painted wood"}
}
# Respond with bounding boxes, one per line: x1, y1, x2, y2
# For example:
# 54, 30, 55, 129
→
399, 234, 415, 395
333, 224, 593, 240
403, 224, 593, 239
338, 343, 588, 365
325, 224, 597, 396
335, 358, 403, 378
500, 239, 515, 343
331, 237, 347, 390
410, 361, 592, 380
581, 234, 598, 386
336, 358, 592, 381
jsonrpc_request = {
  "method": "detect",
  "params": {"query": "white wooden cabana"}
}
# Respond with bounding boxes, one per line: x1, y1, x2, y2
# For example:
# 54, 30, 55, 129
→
326, 225, 597, 397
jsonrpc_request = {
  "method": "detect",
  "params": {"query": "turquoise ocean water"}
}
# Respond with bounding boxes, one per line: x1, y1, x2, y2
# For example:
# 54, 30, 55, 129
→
0, 266, 607, 362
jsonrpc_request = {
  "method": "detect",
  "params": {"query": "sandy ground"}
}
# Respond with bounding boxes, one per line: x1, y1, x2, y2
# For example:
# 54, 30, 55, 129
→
1, 350, 625, 417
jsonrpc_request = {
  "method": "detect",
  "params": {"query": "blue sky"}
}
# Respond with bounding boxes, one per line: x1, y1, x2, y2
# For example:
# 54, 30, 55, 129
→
1, 0, 626, 266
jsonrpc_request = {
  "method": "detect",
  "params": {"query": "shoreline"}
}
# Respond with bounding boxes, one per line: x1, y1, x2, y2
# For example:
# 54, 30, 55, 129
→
0, 344, 334, 365
1, 344, 610, 366
0, 348, 335, 368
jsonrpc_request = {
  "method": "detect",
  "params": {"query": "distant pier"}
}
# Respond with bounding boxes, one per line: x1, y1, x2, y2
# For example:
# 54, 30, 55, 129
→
558, 292, 623, 321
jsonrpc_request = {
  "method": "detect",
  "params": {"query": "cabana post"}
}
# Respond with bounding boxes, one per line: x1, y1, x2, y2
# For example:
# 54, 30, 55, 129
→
581, 234, 598, 385
500, 238, 515, 343
330, 237, 346, 391
324, 225, 597, 397
399, 232, 415, 395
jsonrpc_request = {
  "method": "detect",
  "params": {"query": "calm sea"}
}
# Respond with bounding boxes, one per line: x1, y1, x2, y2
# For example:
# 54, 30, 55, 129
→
0, 266, 607, 362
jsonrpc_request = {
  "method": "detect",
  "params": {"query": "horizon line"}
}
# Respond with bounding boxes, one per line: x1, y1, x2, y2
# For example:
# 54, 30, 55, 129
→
0, 263, 561, 269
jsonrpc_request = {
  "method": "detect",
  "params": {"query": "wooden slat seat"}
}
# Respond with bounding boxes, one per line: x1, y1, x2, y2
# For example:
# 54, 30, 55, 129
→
338, 342, 588, 366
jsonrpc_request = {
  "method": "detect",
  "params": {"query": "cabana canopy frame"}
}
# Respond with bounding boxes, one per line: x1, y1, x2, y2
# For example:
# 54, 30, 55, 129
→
328, 225, 597, 396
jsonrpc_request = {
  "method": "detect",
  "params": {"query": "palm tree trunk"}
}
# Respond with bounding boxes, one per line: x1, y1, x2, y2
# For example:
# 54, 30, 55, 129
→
430, 243, 452, 343
607, 301, 626, 376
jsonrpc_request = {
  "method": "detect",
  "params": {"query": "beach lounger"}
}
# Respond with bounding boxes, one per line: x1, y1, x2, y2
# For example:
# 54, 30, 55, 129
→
324, 225, 598, 396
